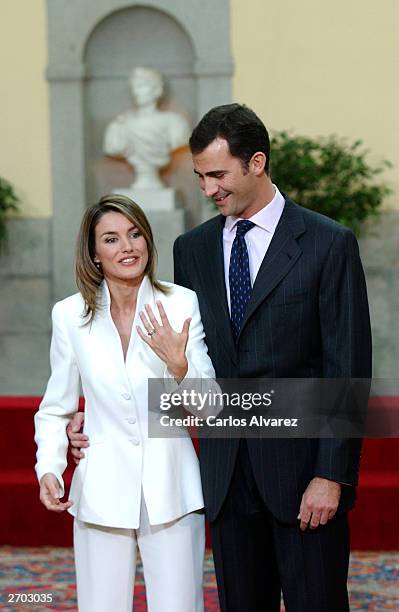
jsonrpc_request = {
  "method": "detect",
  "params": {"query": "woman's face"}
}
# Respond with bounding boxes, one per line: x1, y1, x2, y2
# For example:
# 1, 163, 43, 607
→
93, 211, 149, 285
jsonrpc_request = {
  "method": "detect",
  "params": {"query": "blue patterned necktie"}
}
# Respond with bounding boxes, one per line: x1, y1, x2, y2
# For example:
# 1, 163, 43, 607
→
229, 220, 255, 341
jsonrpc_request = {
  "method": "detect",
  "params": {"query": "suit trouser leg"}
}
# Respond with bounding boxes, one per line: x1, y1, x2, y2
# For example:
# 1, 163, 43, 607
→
210, 441, 350, 612
210, 441, 282, 612
137, 500, 205, 612
212, 501, 350, 612
74, 519, 136, 612
272, 512, 350, 612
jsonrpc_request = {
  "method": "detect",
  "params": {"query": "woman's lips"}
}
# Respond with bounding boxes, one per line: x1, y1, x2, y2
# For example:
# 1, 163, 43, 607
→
119, 257, 138, 265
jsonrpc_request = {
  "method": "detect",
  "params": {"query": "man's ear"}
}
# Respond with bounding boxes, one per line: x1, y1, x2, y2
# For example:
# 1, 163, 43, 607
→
249, 152, 266, 176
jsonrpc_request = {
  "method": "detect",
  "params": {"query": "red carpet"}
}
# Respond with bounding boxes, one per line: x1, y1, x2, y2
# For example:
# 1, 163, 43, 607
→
0, 396, 398, 549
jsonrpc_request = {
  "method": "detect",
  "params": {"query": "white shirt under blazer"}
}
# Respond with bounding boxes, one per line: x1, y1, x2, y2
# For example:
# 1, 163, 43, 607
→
35, 277, 216, 529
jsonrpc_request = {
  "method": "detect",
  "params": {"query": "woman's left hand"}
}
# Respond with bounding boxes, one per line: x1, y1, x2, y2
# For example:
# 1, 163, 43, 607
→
137, 301, 190, 382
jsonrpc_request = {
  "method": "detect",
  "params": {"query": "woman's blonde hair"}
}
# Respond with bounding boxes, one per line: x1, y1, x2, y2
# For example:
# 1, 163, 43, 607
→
75, 194, 168, 322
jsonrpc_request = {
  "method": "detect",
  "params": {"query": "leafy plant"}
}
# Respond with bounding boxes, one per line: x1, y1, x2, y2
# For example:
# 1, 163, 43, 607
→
270, 131, 392, 235
0, 177, 19, 242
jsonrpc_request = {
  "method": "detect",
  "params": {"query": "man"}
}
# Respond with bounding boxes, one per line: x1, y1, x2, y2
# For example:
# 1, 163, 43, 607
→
70, 104, 372, 611
174, 104, 371, 611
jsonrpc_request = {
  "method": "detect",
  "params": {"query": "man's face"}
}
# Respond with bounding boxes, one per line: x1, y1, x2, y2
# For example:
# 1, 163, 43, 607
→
192, 138, 260, 218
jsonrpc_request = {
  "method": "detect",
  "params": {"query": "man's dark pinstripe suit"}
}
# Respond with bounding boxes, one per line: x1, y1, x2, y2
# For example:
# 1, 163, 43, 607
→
174, 196, 372, 611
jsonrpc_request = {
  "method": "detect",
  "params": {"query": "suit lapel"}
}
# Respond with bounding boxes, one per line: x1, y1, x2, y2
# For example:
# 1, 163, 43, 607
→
191, 199, 306, 350
237, 198, 306, 341
193, 216, 237, 360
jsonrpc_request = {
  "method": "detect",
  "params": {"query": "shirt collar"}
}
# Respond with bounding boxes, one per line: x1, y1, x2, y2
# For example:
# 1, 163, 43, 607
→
224, 184, 285, 234
99, 275, 152, 310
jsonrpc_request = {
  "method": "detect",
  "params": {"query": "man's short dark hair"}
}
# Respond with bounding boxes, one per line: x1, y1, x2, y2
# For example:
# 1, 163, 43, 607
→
189, 103, 270, 174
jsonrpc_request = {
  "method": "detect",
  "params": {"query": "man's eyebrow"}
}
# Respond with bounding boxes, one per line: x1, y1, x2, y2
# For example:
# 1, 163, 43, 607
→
193, 169, 226, 177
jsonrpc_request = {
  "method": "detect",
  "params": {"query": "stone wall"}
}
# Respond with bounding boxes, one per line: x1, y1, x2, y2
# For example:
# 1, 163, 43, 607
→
0, 219, 51, 394
359, 212, 399, 388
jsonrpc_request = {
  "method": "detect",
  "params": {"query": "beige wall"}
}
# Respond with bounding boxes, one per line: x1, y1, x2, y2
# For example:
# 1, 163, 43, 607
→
0, 0, 50, 217
0, 0, 398, 216
232, 0, 398, 209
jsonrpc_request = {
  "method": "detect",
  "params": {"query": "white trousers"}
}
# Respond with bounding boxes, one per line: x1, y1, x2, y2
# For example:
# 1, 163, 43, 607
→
73, 500, 205, 612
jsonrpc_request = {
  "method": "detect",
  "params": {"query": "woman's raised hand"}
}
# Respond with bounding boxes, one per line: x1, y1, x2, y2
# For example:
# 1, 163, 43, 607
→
39, 473, 74, 513
137, 301, 190, 382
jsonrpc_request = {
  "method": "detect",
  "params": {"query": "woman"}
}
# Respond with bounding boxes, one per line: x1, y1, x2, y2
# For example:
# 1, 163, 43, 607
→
34, 194, 215, 612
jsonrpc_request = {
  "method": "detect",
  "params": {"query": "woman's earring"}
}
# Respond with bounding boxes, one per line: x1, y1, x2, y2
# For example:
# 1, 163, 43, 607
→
94, 260, 102, 271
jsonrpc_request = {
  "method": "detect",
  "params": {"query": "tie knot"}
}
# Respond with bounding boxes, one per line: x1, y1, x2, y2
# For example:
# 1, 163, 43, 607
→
235, 220, 255, 238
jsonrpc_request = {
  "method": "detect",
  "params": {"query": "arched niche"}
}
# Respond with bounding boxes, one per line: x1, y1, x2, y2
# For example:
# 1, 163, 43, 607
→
46, 0, 233, 299
83, 6, 196, 214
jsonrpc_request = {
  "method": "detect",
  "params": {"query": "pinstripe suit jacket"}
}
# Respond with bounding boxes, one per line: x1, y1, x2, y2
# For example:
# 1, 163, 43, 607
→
174, 197, 372, 524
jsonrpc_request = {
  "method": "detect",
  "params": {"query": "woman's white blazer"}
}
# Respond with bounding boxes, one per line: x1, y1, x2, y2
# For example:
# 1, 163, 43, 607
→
34, 277, 215, 529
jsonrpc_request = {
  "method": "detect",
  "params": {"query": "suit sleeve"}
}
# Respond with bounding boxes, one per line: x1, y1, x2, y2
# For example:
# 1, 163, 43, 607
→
163, 290, 221, 419
172, 236, 207, 378
34, 302, 80, 496
315, 229, 372, 485
184, 290, 216, 381
173, 236, 193, 290
164, 290, 215, 384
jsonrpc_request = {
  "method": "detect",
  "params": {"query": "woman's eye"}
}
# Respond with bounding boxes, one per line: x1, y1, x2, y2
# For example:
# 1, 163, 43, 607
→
105, 237, 117, 243
130, 232, 141, 239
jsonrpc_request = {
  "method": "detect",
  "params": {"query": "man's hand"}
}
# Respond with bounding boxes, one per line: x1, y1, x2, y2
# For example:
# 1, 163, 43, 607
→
39, 473, 73, 512
67, 412, 89, 465
298, 477, 341, 531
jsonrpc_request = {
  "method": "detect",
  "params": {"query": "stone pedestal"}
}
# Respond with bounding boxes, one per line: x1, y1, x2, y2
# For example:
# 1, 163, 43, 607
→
145, 209, 185, 282
112, 186, 178, 211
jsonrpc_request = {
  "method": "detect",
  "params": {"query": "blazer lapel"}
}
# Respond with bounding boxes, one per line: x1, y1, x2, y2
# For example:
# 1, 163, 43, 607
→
238, 198, 306, 341
96, 277, 156, 367
126, 276, 156, 364
193, 215, 237, 360
89, 282, 127, 372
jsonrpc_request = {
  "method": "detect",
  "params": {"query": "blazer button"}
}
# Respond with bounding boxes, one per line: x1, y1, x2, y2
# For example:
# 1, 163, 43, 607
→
131, 438, 140, 446
122, 393, 131, 400
127, 417, 136, 424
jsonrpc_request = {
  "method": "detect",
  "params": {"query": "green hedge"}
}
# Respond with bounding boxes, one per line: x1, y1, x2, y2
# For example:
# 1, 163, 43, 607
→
270, 131, 392, 235
0, 178, 19, 242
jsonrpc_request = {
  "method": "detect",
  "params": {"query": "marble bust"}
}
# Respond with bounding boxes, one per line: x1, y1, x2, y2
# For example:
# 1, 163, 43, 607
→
103, 67, 190, 190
